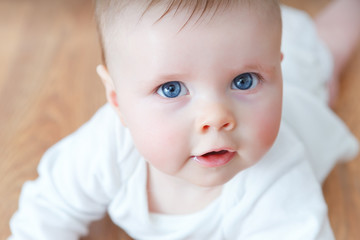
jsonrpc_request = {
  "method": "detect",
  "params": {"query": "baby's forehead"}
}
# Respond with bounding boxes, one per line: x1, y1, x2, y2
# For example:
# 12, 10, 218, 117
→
95, 0, 281, 65
97, 0, 280, 33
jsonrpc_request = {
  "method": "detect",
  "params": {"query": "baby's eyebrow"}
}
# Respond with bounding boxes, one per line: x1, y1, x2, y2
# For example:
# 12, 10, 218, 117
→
152, 73, 190, 83
239, 63, 277, 76
148, 62, 277, 85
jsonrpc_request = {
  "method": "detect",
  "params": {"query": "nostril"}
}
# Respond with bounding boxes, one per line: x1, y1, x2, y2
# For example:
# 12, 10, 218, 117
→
200, 122, 235, 133
202, 125, 210, 132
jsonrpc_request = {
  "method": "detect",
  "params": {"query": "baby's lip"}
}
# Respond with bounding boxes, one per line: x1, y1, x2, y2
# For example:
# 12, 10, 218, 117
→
192, 148, 236, 168
194, 148, 236, 157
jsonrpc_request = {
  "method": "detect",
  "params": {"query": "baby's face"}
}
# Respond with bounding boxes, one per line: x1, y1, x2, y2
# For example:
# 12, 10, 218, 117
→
105, 4, 283, 187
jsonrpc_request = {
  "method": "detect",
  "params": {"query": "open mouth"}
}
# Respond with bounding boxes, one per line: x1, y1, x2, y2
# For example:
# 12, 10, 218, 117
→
202, 150, 229, 157
193, 150, 235, 168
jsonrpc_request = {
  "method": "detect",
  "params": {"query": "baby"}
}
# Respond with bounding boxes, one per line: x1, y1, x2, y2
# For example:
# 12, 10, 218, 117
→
9, 0, 359, 239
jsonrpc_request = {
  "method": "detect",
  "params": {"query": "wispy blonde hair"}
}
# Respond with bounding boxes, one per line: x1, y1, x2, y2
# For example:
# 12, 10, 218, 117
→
94, 0, 281, 65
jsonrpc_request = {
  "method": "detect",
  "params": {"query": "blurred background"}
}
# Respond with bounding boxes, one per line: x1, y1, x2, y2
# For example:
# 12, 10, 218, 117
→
1, 0, 359, 239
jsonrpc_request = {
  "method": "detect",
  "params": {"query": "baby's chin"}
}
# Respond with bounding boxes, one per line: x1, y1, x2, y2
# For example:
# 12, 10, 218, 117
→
182, 156, 256, 188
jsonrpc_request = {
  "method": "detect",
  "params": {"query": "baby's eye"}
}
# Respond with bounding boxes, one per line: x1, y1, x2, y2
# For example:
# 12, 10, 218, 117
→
231, 73, 259, 90
157, 81, 188, 98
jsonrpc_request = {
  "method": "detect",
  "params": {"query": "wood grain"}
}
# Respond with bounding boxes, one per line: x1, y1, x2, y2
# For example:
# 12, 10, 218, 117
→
1, 0, 359, 239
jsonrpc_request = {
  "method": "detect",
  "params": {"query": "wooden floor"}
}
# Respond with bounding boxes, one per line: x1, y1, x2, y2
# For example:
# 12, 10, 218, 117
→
1, 0, 359, 239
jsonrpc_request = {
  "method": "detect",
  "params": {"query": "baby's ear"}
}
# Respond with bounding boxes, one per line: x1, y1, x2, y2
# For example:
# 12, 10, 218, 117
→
97, 64, 119, 108
96, 65, 127, 126
280, 52, 284, 62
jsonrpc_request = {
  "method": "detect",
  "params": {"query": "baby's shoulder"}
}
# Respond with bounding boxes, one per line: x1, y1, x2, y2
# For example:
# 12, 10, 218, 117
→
74, 104, 142, 177
40, 104, 142, 190
281, 86, 358, 182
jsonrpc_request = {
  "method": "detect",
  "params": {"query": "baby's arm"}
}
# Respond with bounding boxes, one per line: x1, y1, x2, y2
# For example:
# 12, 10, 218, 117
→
9, 106, 120, 240
9, 146, 106, 239
315, 0, 360, 106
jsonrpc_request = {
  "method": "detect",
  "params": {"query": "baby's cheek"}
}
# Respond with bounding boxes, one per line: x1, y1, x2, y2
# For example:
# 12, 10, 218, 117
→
136, 121, 188, 174
254, 107, 281, 149
126, 119, 165, 162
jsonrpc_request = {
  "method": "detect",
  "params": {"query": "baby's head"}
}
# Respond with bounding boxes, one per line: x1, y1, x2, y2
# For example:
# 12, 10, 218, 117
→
95, 0, 283, 187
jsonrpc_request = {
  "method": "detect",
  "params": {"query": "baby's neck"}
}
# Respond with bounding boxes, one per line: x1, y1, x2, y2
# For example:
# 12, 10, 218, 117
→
147, 164, 222, 215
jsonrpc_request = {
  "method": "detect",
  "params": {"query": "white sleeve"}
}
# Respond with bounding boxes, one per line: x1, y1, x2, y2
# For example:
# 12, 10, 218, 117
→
281, 5, 333, 104
9, 105, 123, 240
282, 84, 358, 183
280, 5, 358, 183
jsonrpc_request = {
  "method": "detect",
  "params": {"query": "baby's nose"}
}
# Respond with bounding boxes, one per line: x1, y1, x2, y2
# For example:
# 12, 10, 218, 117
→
195, 103, 236, 134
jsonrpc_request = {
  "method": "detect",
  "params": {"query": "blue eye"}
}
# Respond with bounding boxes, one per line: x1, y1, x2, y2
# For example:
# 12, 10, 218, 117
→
231, 73, 259, 90
157, 81, 188, 98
